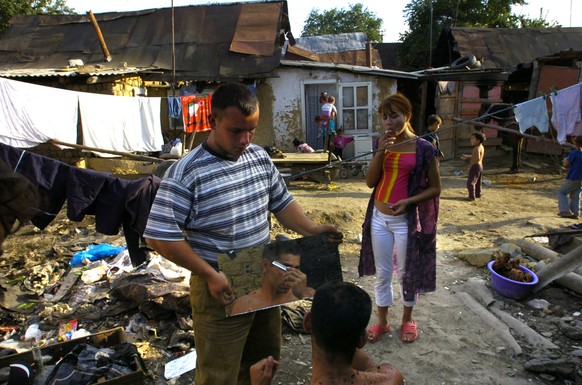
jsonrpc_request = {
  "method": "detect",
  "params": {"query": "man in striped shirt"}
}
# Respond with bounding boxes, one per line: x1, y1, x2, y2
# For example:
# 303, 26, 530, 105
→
144, 82, 342, 385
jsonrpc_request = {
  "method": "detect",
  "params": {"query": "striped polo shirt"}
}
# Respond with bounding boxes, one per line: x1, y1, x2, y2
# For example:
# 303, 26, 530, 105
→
143, 142, 294, 267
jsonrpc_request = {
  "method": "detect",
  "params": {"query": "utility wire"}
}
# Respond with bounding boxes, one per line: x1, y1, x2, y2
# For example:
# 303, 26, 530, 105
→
282, 104, 566, 182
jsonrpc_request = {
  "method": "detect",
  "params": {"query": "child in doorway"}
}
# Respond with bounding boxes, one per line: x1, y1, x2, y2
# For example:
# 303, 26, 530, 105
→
425, 114, 444, 158
320, 96, 337, 151
332, 128, 354, 159
321, 96, 338, 135
557, 136, 582, 219
461, 131, 486, 201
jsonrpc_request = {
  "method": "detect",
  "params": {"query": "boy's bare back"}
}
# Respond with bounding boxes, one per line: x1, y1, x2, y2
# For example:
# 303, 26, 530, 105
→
471, 143, 484, 166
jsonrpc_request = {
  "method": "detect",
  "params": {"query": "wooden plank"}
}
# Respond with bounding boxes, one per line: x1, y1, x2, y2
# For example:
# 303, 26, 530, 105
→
271, 152, 337, 165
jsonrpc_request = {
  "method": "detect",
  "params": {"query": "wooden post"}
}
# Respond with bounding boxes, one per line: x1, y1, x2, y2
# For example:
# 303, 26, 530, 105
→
48, 139, 164, 163
87, 11, 112, 62
533, 245, 582, 292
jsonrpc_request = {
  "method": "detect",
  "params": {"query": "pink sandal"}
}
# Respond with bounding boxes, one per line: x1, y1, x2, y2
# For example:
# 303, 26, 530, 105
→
400, 321, 418, 343
367, 323, 391, 343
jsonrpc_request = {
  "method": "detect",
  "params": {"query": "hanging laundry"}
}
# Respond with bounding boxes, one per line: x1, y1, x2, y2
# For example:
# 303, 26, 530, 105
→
550, 83, 582, 144
167, 96, 182, 119
180, 94, 212, 133
0, 78, 78, 148
513, 96, 549, 134
0, 143, 161, 266
79, 93, 164, 156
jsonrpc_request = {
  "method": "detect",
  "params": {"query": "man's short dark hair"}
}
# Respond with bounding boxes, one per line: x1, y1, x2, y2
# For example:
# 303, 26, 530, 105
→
311, 281, 371, 364
262, 240, 301, 262
211, 82, 258, 117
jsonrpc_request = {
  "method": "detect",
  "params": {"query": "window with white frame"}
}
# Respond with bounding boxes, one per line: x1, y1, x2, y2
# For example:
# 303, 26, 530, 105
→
340, 83, 372, 133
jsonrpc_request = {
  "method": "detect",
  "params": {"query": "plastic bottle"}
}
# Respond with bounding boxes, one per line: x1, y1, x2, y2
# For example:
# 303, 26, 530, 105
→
170, 139, 183, 157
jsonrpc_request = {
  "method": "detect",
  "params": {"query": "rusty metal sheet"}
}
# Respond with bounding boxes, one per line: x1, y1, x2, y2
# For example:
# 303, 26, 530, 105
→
446, 27, 582, 70
0, 1, 288, 80
230, 2, 281, 56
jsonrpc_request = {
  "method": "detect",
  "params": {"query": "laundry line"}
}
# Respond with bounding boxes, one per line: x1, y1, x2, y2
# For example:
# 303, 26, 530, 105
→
47, 139, 165, 163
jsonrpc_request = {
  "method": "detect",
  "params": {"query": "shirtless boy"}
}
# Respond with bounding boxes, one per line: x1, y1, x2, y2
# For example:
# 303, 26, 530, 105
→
250, 281, 404, 385
461, 131, 486, 201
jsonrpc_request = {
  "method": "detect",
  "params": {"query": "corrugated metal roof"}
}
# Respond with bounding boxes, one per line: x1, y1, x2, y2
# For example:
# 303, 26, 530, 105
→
0, 1, 290, 81
294, 32, 369, 53
280, 59, 419, 80
440, 27, 582, 70
0, 67, 145, 78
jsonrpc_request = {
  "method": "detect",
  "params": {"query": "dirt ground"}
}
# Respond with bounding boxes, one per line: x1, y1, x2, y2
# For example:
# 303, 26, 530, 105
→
272, 153, 581, 385
2, 151, 582, 385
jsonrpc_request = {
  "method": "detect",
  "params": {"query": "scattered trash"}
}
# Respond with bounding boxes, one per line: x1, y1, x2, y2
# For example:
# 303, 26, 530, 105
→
57, 319, 78, 341
23, 324, 42, 342
164, 350, 197, 380
527, 299, 551, 310
69, 243, 126, 266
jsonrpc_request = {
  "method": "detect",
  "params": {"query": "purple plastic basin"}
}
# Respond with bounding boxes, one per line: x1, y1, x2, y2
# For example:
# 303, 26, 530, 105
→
487, 260, 539, 300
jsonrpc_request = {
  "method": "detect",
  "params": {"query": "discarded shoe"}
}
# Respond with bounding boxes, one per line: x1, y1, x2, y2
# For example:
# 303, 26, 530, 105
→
367, 323, 391, 343
400, 321, 418, 343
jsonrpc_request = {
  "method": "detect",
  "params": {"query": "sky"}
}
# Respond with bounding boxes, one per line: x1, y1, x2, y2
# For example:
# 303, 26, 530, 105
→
66, 0, 582, 43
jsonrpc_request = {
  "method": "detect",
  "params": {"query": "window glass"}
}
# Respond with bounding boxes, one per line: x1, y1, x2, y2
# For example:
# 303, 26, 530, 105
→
356, 86, 367, 106
343, 110, 355, 130
342, 88, 354, 107
339, 83, 371, 133
357, 109, 369, 130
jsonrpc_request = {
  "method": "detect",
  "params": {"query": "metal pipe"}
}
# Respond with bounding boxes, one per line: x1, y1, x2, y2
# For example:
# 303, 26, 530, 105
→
87, 11, 112, 62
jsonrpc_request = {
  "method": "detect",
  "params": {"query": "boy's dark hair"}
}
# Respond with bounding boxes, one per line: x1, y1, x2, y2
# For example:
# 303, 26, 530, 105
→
472, 132, 486, 144
262, 240, 301, 262
211, 82, 258, 116
328, 96, 335, 104
574, 136, 582, 147
427, 114, 442, 126
311, 281, 371, 364
292, 138, 304, 147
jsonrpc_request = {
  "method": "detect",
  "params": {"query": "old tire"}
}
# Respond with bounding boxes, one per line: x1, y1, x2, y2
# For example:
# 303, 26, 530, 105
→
451, 55, 476, 69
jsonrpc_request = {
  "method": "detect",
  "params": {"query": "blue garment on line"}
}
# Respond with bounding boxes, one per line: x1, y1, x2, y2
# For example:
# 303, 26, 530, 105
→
167, 97, 182, 119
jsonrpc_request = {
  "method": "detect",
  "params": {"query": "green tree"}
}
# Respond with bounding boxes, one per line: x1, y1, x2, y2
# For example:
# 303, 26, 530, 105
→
398, 0, 556, 70
0, 0, 74, 35
301, 3, 383, 42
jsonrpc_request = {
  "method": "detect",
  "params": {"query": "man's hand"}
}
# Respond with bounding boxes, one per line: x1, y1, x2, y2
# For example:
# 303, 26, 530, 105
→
287, 268, 313, 299
250, 356, 279, 385
207, 271, 235, 306
315, 225, 343, 244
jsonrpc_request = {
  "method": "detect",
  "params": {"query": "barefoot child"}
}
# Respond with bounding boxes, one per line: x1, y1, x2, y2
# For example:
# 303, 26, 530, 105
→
461, 132, 486, 201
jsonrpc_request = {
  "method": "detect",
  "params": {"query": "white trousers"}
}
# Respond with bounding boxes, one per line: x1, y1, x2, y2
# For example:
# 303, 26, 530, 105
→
370, 207, 417, 308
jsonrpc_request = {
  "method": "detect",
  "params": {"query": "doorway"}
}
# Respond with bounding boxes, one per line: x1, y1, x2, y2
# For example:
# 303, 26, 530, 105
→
304, 83, 337, 150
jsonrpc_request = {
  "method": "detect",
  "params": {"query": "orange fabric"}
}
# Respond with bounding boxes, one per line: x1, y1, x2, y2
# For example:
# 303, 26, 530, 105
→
374, 151, 416, 204
181, 94, 212, 133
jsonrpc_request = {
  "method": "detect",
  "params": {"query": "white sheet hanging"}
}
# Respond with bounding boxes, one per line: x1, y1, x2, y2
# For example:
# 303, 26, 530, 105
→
0, 77, 78, 148
79, 93, 164, 156
513, 97, 549, 134
550, 83, 582, 144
